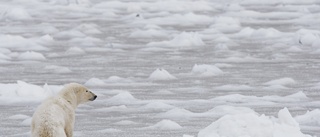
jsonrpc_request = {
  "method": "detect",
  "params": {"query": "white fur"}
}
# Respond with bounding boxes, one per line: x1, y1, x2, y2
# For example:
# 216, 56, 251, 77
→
31, 83, 96, 137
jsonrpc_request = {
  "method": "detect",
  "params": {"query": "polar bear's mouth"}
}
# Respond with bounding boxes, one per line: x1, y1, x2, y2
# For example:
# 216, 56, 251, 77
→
89, 95, 97, 101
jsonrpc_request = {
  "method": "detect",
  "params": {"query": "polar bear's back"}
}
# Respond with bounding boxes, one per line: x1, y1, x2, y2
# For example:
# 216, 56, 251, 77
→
31, 97, 69, 137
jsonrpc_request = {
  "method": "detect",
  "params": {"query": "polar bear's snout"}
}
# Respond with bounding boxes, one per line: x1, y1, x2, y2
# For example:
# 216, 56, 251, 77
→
89, 93, 97, 101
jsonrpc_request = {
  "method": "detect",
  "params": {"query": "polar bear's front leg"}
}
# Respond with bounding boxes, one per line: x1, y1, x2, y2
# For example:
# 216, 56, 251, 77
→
65, 123, 74, 137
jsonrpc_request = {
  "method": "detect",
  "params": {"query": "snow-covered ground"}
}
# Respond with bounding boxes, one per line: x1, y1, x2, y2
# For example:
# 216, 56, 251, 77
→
1, 0, 320, 136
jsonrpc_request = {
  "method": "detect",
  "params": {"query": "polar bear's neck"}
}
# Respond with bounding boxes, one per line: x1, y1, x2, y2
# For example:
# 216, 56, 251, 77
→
59, 90, 78, 109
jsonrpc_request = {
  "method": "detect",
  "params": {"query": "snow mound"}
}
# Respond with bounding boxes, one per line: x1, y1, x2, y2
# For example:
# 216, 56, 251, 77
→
21, 117, 32, 126
207, 105, 256, 116
0, 35, 47, 51
149, 68, 177, 81
65, 47, 86, 55
158, 108, 195, 119
148, 119, 182, 130
0, 81, 62, 103
264, 77, 296, 86
235, 27, 283, 38
85, 78, 106, 86
294, 29, 320, 46
17, 51, 46, 61
1, 8, 33, 21
147, 32, 205, 48
107, 92, 138, 105
198, 108, 311, 137
192, 64, 223, 77
295, 109, 320, 126
140, 102, 175, 111
105, 76, 134, 83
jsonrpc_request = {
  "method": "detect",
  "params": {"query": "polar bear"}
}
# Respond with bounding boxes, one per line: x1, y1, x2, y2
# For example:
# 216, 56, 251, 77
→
31, 83, 97, 137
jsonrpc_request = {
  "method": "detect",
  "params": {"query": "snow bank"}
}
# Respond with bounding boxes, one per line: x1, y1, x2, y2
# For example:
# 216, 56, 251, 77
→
147, 119, 182, 130
147, 32, 205, 48
192, 64, 223, 77
198, 108, 311, 137
17, 51, 46, 61
0, 81, 62, 104
148, 68, 177, 81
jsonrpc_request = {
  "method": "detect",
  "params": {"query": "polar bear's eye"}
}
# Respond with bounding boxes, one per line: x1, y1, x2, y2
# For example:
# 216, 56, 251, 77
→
86, 90, 88, 92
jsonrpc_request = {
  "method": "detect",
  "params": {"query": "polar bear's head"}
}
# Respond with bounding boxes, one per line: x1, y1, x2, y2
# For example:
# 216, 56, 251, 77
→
61, 83, 97, 106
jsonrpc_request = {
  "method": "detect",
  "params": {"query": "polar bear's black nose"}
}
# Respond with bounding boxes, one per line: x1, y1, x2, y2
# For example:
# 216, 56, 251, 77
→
89, 95, 97, 101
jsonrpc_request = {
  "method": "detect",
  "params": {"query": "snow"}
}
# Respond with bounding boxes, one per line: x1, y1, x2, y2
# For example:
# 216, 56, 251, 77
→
198, 108, 311, 137
0, 0, 320, 136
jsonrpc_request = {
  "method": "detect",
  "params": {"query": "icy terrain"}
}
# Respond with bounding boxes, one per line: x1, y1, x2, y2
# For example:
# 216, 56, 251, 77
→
0, 0, 320, 136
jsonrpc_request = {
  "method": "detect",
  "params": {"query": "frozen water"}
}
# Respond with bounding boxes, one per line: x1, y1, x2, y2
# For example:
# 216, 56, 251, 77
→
0, 0, 320, 137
